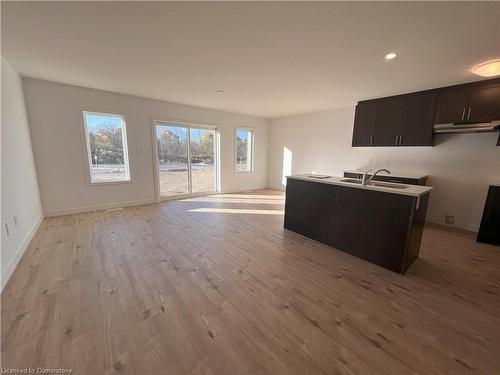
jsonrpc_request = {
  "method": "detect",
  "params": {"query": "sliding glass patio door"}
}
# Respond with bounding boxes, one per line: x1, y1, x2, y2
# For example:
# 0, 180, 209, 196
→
189, 127, 216, 193
154, 122, 217, 199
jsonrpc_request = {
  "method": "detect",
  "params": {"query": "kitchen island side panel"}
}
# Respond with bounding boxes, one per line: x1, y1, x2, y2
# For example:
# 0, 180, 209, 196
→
284, 179, 336, 244
403, 193, 430, 272
329, 186, 414, 273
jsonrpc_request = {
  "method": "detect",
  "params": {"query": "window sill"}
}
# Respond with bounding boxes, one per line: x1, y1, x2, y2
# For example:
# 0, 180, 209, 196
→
88, 179, 132, 186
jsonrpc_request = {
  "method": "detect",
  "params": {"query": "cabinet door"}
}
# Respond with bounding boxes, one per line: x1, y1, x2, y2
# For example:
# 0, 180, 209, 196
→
434, 86, 470, 124
467, 81, 500, 123
284, 179, 335, 244
373, 97, 405, 146
352, 101, 377, 147
400, 92, 437, 146
329, 187, 413, 273
477, 186, 500, 245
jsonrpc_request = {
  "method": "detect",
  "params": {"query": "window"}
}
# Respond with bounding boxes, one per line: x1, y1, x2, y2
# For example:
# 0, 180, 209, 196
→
83, 111, 130, 183
154, 122, 218, 198
235, 128, 254, 172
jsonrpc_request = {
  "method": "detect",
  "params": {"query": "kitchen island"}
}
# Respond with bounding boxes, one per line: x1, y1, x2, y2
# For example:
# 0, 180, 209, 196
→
284, 175, 433, 274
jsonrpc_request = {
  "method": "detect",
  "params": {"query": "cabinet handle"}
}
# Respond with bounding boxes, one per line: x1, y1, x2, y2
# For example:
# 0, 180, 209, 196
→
399, 135, 403, 145
461, 107, 466, 120
467, 107, 471, 120
370, 136, 373, 146
395, 135, 399, 145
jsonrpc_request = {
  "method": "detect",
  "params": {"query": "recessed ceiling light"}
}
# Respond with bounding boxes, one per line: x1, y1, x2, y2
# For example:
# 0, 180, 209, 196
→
472, 58, 500, 77
217, 90, 225, 95
385, 52, 397, 61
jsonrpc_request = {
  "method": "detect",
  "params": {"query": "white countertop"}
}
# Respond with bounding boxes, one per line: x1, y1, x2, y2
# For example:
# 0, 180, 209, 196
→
490, 179, 500, 187
343, 169, 429, 180
287, 174, 433, 197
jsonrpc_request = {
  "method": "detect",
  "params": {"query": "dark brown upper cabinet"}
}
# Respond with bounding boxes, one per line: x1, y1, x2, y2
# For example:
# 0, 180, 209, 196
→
352, 101, 377, 146
400, 92, 437, 146
435, 79, 500, 124
352, 77, 500, 148
373, 97, 405, 146
434, 86, 470, 124
352, 92, 436, 147
467, 81, 500, 123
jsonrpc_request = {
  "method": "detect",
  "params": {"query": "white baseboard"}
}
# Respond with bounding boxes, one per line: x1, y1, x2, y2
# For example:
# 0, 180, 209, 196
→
1, 214, 44, 292
426, 216, 479, 233
44, 199, 156, 217
219, 184, 269, 194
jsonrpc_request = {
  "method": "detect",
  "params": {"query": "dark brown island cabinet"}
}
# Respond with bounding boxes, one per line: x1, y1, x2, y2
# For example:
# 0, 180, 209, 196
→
477, 183, 500, 246
352, 77, 500, 147
284, 176, 432, 274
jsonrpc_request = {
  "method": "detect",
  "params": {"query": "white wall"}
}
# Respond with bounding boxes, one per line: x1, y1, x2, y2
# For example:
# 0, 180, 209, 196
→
22, 78, 269, 216
1, 58, 43, 289
268, 106, 500, 232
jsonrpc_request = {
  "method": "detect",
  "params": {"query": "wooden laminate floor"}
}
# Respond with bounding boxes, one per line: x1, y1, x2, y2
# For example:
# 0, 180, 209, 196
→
1, 189, 499, 374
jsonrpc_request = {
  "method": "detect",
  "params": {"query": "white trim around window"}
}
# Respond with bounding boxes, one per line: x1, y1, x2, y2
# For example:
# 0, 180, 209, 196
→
82, 111, 131, 185
234, 127, 254, 173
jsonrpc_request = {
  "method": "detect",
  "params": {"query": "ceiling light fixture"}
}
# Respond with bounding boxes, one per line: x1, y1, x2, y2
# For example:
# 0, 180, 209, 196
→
217, 90, 225, 95
472, 58, 500, 77
385, 52, 397, 61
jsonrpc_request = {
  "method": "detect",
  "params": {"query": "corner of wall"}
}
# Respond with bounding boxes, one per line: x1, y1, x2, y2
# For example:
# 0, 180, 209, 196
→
426, 216, 479, 234
266, 117, 276, 190
1, 56, 44, 291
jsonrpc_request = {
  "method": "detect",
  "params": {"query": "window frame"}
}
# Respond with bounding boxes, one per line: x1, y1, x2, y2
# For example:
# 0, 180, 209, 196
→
234, 127, 254, 173
150, 116, 220, 202
82, 110, 131, 185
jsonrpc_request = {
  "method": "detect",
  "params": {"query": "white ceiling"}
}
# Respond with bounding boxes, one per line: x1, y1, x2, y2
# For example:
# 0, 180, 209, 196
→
2, 2, 499, 118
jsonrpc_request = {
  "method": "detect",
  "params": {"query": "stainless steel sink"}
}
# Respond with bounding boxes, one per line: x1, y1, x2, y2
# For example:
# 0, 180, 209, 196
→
339, 178, 363, 184
307, 175, 331, 179
340, 178, 408, 189
371, 181, 408, 189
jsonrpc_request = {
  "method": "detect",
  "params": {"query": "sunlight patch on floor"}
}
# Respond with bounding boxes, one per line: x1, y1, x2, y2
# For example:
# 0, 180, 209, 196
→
204, 194, 284, 200
186, 197, 284, 204
188, 207, 284, 215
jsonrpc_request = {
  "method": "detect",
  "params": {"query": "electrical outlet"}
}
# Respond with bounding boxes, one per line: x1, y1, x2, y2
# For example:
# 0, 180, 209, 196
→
445, 215, 455, 225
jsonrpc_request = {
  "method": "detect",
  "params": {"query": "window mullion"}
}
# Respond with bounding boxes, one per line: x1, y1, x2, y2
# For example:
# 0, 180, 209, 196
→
187, 127, 193, 193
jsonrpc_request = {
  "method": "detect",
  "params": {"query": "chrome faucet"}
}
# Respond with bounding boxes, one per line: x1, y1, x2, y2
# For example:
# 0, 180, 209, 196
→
362, 168, 391, 186
362, 169, 373, 185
